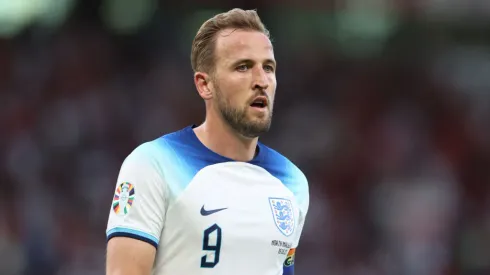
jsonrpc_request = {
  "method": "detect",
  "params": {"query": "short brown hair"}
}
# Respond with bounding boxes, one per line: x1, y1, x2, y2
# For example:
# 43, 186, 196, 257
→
191, 8, 270, 74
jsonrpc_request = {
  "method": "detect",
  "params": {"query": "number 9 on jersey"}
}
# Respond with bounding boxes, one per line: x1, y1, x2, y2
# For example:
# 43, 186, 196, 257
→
201, 224, 222, 268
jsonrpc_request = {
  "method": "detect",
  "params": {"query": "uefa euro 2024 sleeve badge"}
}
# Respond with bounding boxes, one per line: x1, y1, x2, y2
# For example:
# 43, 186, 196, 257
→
269, 198, 295, 237
112, 182, 135, 216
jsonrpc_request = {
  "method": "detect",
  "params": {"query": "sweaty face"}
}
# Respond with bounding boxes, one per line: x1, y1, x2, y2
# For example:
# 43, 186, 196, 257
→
211, 29, 277, 138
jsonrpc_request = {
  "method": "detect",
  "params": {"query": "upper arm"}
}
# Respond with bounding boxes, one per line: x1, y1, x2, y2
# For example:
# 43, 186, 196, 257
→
106, 143, 167, 275
107, 237, 156, 275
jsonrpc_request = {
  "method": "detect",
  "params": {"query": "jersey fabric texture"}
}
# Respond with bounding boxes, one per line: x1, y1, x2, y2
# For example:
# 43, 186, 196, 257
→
106, 125, 309, 275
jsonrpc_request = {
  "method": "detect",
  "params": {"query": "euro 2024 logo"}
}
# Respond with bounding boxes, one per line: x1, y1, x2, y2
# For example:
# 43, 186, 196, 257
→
113, 182, 135, 216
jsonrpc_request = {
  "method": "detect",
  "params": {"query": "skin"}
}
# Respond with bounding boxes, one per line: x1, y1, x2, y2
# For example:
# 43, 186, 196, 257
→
193, 28, 277, 162
106, 237, 156, 275
106, 28, 277, 275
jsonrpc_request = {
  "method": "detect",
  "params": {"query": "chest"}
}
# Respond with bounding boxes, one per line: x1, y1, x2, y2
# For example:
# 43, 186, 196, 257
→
164, 162, 299, 260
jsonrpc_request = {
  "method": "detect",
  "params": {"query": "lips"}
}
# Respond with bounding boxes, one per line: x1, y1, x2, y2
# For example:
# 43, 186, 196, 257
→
250, 96, 268, 108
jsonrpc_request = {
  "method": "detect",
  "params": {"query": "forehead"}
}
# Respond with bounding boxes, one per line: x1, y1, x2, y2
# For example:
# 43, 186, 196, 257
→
214, 29, 274, 64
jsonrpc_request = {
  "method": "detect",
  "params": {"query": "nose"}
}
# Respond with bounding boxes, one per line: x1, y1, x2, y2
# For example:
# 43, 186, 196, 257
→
252, 67, 269, 91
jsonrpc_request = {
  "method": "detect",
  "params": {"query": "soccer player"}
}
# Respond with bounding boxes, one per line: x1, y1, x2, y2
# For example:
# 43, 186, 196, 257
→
106, 8, 309, 275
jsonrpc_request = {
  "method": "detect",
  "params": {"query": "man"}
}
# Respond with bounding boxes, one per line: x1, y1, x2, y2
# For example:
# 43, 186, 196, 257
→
106, 8, 309, 275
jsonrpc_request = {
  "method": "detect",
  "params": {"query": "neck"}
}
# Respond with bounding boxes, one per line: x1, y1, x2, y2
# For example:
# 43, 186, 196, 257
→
193, 114, 258, 162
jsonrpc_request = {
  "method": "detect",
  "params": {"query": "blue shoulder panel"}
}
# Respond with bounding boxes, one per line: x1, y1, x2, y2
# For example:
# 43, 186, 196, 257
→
148, 126, 308, 207
251, 145, 309, 208
150, 127, 228, 198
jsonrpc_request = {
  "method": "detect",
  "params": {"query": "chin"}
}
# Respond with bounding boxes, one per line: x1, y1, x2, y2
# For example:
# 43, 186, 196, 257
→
249, 121, 272, 134
247, 116, 271, 126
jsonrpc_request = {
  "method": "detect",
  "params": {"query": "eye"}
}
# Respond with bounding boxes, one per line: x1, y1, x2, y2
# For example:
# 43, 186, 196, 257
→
236, 64, 249, 72
264, 65, 275, 72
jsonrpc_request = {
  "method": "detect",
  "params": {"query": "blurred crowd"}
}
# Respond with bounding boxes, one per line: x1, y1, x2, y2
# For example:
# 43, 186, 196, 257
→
1, 2, 490, 275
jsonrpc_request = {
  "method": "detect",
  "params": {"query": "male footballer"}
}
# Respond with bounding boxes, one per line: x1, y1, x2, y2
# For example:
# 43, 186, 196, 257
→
106, 8, 309, 275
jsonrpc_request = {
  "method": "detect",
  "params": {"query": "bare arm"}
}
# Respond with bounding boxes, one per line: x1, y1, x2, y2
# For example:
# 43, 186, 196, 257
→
106, 237, 156, 275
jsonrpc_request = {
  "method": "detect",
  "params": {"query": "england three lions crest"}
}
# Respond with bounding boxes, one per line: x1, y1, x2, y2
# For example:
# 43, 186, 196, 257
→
269, 198, 295, 236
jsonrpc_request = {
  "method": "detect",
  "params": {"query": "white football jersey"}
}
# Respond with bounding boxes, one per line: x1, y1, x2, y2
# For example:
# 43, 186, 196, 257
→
106, 126, 309, 275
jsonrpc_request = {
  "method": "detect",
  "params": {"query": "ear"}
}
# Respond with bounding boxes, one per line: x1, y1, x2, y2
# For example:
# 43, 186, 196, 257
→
194, 72, 213, 100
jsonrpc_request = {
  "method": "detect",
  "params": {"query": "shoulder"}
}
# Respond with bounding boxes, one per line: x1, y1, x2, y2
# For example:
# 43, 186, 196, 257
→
122, 127, 190, 172
124, 141, 160, 166
260, 144, 308, 184
258, 144, 309, 204
118, 140, 165, 183
127, 126, 194, 162
129, 127, 224, 188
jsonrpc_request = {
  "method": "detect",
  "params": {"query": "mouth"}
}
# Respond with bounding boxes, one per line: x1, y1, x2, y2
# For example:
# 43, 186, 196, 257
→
249, 96, 268, 109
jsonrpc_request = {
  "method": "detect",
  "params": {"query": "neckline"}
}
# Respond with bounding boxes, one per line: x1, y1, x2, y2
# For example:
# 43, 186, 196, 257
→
185, 125, 265, 164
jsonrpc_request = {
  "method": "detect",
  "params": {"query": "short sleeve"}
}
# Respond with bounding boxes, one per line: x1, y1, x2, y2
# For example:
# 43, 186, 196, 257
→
106, 142, 166, 249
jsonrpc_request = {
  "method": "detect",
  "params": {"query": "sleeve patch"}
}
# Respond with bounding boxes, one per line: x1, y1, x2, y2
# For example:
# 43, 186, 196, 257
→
284, 248, 296, 267
112, 182, 135, 216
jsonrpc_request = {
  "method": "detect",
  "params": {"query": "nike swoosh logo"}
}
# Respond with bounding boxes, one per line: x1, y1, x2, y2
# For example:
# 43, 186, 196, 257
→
200, 205, 228, 216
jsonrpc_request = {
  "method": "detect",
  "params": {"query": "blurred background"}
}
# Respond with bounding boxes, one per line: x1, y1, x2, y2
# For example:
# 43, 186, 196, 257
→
1, 0, 490, 274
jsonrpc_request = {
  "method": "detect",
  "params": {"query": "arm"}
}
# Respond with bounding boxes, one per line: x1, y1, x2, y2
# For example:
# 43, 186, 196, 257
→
107, 237, 156, 275
105, 143, 166, 275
